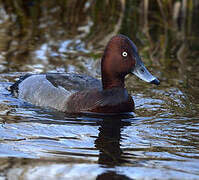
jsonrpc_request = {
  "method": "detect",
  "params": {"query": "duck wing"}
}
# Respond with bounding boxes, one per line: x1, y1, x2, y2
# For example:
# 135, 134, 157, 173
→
46, 73, 102, 92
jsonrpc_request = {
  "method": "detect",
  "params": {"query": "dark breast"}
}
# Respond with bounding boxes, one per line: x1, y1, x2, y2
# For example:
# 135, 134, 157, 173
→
66, 88, 134, 114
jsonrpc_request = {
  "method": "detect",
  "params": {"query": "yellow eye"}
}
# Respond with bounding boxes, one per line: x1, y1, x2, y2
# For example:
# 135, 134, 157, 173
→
122, 51, 128, 57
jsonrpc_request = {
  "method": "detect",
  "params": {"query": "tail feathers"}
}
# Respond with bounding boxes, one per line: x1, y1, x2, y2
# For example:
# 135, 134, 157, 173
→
8, 74, 32, 96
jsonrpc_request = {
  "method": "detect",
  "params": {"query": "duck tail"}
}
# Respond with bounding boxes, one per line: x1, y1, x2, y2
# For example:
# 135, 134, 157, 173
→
8, 74, 32, 96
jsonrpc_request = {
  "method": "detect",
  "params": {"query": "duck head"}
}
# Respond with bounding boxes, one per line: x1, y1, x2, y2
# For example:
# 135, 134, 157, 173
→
101, 34, 160, 89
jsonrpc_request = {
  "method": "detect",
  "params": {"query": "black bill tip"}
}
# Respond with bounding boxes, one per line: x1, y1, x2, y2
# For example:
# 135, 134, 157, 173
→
150, 78, 160, 85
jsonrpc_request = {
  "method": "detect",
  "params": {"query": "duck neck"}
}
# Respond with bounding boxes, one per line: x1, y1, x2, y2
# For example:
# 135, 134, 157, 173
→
101, 68, 125, 90
102, 75, 125, 90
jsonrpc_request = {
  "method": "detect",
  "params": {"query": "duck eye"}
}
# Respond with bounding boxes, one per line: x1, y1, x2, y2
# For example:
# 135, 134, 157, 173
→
122, 51, 128, 57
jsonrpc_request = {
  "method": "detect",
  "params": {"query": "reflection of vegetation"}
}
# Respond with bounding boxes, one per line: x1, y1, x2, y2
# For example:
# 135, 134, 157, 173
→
120, 0, 199, 65
0, 0, 198, 71
87, 0, 123, 45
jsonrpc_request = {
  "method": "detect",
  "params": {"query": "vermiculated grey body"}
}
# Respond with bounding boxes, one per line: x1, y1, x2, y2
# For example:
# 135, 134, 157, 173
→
11, 73, 102, 111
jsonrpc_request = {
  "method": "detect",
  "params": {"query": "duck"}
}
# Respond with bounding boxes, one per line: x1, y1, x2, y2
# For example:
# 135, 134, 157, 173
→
9, 34, 160, 114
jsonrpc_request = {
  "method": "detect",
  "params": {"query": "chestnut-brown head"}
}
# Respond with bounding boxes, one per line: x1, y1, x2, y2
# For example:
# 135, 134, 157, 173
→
101, 34, 159, 89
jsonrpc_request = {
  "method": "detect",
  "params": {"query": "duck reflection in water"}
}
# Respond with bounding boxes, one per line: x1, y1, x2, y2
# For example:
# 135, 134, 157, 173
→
95, 116, 134, 180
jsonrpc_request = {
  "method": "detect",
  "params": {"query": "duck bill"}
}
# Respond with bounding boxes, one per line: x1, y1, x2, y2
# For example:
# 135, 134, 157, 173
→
131, 59, 160, 85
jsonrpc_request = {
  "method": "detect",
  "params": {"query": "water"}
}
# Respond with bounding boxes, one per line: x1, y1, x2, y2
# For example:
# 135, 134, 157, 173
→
0, 72, 198, 179
0, 1, 199, 180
